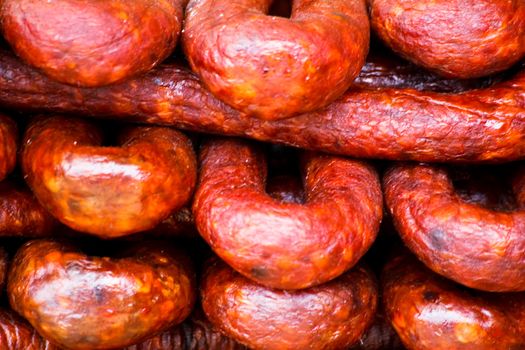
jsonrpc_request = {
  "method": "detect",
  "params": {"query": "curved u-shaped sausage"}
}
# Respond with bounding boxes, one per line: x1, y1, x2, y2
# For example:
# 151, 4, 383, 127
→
193, 138, 382, 289
0, 51, 524, 162
201, 257, 377, 350
1, 0, 185, 87
8, 239, 196, 350
383, 253, 525, 350
21, 116, 197, 238
183, 0, 369, 120
384, 163, 525, 291
370, 0, 525, 78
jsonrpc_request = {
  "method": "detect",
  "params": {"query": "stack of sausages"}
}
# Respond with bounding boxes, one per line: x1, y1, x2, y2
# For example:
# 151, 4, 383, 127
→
0, 0, 522, 349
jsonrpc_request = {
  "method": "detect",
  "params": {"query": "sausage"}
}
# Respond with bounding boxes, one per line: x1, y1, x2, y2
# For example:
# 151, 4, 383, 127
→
182, 0, 369, 120
370, 0, 525, 78
193, 138, 382, 289
21, 116, 197, 238
0, 309, 58, 350
124, 306, 248, 350
200, 257, 378, 350
0, 0, 185, 87
0, 180, 57, 237
0, 50, 524, 162
383, 163, 525, 291
0, 113, 17, 181
7, 239, 196, 350
382, 253, 525, 350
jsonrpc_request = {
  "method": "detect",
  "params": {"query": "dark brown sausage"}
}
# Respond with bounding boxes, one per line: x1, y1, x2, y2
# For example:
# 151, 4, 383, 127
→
370, 0, 525, 78
0, 113, 17, 181
384, 163, 525, 291
200, 257, 377, 350
21, 116, 197, 238
182, 0, 369, 120
0, 51, 524, 162
193, 138, 382, 289
8, 239, 196, 350
0, 309, 58, 350
0, 180, 57, 237
382, 253, 525, 350
1, 0, 185, 87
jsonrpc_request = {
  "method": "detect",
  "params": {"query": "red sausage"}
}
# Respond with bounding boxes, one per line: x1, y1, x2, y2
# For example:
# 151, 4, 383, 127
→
384, 163, 525, 291
0, 51, 524, 162
8, 239, 196, 350
200, 257, 378, 350
183, 0, 369, 120
193, 138, 382, 289
370, 0, 525, 78
21, 116, 197, 238
382, 253, 525, 350
1, 0, 185, 86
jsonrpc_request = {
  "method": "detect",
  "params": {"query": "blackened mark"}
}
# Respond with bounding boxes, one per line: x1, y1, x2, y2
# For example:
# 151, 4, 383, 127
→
423, 290, 439, 302
251, 266, 268, 279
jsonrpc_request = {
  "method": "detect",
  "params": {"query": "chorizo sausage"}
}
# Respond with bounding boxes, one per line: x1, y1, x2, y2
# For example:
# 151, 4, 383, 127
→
193, 138, 382, 289
0, 113, 17, 182
0, 309, 58, 350
0, 0, 185, 87
0, 50, 524, 162
0, 180, 57, 238
8, 239, 196, 350
370, 0, 525, 78
182, 0, 369, 120
382, 253, 525, 350
21, 116, 197, 238
383, 163, 525, 291
200, 257, 377, 350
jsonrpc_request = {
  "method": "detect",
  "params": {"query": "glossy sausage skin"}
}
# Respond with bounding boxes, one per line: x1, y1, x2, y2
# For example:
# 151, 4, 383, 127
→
1, 0, 184, 87
370, 0, 525, 78
0, 309, 58, 350
201, 258, 377, 350
21, 116, 197, 238
193, 139, 382, 289
0, 113, 17, 181
0, 51, 524, 162
384, 163, 525, 291
183, 0, 369, 120
383, 253, 525, 350
8, 239, 196, 350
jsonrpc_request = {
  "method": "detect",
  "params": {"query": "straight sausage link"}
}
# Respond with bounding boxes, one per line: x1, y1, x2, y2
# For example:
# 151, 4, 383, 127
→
0, 51, 523, 162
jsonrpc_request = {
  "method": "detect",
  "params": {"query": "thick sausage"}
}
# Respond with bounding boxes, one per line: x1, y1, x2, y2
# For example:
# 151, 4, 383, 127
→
182, 0, 369, 120
0, 113, 17, 181
384, 163, 525, 291
370, 0, 525, 78
21, 116, 197, 238
1, 0, 185, 87
0, 51, 524, 162
0, 309, 58, 350
8, 239, 196, 350
200, 257, 377, 350
0, 180, 57, 237
382, 253, 525, 350
193, 138, 382, 289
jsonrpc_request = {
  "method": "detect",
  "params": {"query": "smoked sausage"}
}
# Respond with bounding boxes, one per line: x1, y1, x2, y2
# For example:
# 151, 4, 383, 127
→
383, 253, 525, 350
1, 0, 185, 87
370, 0, 525, 78
21, 116, 197, 238
193, 138, 382, 289
384, 163, 525, 291
182, 0, 369, 120
8, 239, 196, 350
200, 257, 377, 350
0, 50, 524, 162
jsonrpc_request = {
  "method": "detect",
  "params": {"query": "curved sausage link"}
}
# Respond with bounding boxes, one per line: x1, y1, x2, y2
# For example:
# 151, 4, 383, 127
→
384, 163, 525, 291
21, 116, 197, 238
1, 0, 185, 87
182, 0, 369, 120
382, 253, 525, 350
0, 113, 17, 181
201, 257, 377, 350
8, 239, 196, 350
370, 0, 525, 78
0, 51, 524, 162
193, 138, 382, 289
0, 180, 57, 238
0, 309, 58, 350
